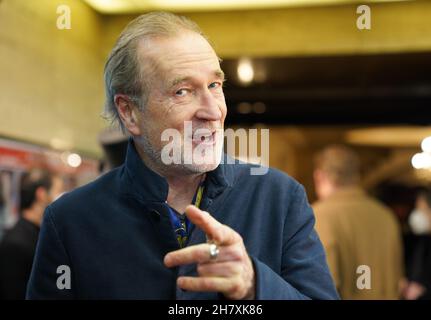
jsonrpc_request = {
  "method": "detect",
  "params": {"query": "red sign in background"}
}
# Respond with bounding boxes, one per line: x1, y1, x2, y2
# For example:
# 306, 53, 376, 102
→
0, 138, 99, 233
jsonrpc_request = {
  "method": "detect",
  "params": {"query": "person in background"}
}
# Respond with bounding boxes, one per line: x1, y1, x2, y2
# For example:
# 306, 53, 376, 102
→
0, 169, 64, 300
0, 180, 5, 241
312, 145, 404, 299
403, 188, 431, 300
98, 126, 128, 172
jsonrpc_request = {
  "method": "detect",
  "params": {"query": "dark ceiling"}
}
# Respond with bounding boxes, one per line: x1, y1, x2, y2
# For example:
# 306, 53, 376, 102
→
221, 52, 431, 126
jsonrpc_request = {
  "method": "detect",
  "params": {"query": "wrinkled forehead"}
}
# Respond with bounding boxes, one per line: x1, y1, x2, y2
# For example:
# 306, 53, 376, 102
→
136, 32, 222, 84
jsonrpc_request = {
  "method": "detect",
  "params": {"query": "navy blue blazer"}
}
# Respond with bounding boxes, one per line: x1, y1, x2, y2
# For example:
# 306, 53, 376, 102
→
26, 140, 338, 299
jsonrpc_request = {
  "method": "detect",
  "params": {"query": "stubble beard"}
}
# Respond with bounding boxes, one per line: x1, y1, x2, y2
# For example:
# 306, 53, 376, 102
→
136, 130, 224, 177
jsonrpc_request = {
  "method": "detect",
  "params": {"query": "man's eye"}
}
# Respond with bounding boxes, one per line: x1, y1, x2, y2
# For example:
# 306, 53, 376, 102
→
208, 82, 221, 89
175, 89, 188, 96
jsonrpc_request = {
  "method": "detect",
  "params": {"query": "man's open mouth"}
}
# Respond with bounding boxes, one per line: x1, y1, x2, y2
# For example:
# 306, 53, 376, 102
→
192, 131, 216, 146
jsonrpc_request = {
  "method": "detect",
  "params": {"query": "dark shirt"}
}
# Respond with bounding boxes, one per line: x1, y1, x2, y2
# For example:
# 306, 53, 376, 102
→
0, 217, 40, 299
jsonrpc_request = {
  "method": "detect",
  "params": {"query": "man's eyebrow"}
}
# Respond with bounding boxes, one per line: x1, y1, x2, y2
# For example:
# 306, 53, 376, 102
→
214, 70, 226, 81
169, 70, 225, 88
170, 76, 192, 88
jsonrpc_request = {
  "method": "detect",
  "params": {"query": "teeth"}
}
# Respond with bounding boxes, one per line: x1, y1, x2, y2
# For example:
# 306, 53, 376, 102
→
192, 132, 214, 142
193, 132, 213, 139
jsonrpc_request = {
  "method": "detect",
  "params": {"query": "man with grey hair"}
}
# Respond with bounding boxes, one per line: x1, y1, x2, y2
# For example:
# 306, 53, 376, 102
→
27, 12, 338, 300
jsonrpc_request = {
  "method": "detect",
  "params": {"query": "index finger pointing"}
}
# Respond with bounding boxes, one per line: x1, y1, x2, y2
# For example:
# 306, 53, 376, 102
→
185, 205, 239, 245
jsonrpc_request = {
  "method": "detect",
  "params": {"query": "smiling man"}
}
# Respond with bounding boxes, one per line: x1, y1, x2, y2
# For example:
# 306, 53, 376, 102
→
26, 12, 338, 300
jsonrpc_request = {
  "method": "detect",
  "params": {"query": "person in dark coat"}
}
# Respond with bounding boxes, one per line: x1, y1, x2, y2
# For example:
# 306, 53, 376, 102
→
0, 169, 63, 299
26, 12, 338, 300
404, 188, 431, 300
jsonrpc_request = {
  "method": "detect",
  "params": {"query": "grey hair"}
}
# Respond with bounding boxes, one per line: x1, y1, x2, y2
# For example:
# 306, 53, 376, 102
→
102, 12, 205, 132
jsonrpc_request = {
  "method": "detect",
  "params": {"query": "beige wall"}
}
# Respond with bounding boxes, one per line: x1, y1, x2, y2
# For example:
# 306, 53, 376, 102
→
103, 1, 431, 58
0, 0, 106, 157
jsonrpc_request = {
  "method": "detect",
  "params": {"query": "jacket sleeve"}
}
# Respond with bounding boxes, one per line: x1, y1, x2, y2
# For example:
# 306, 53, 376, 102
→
251, 184, 339, 300
26, 206, 75, 299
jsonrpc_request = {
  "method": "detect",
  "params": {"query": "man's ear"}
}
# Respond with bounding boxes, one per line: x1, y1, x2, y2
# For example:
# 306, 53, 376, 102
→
114, 94, 142, 136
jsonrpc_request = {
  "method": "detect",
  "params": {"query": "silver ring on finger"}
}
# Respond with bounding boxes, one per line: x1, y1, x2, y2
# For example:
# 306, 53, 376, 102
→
208, 243, 219, 261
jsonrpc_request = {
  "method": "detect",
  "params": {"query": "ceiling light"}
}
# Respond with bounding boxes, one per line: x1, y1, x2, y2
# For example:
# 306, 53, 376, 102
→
67, 153, 82, 168
83, 0, 414, 14
237, 102, 252, 114
237, 58, 254, 85
421, 136, 431, 153
411, 152, 431, 170
253, 102, 266, 114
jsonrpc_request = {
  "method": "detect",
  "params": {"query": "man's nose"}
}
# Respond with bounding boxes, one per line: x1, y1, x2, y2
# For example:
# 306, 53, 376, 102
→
195, 89, 222, 121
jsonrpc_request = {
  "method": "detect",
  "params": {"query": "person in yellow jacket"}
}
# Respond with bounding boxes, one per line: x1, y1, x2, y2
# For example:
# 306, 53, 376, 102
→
312, 145, 404, 299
